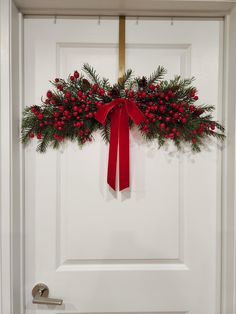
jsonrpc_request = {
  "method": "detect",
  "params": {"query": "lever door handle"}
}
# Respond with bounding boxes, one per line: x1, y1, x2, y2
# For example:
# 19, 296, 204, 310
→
32, 283, 63, 305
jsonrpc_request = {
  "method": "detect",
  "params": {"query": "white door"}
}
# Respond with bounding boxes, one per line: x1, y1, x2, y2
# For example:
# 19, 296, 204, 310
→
24, 17, 223, 314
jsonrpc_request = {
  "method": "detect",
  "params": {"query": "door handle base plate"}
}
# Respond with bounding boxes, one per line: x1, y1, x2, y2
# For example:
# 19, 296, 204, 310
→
32, 283, 49, 298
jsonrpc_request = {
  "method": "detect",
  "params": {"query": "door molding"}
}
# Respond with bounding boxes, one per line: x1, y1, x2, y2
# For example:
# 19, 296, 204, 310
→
0, 0, 13, 313
1, 1, 236, 313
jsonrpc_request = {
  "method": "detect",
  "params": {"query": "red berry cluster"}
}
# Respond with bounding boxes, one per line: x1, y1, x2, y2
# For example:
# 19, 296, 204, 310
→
124, 82, 214, 144
28, 70, 103, 145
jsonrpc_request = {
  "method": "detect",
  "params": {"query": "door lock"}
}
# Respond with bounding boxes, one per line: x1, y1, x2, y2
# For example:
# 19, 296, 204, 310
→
32, 283, 63, 305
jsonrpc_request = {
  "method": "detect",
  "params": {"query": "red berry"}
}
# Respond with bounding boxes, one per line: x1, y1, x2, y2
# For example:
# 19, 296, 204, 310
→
181, 117, 187, 123
99, 89, 105, 96
160, 123, 165, 129
58, 106, 64, 112
47, 90, 53, 98
29, 132, 34, 138
194, 96, 199, 101
65, 91, 71, 98
165, 117, 171, 122
70, 76, 75, 81
73, 105, 79, 111
55, 78, 59, 83
149, 84, 155, 90
38, 113, 43, 120
77, 90, 83, 97
192, 138, 197, 143
74, 71, 79, 78
174, 113, 179, 119
159, 105, 165, 113
92, 84, 98, 91
53, 112, 59, 117
63, 110, 70, 116
37, 132, 42, 139
57, 84, 63, 91
210, 124, 216, 130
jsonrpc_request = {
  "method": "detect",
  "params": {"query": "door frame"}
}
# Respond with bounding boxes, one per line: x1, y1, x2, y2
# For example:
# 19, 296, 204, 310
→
1, 1, 236, 313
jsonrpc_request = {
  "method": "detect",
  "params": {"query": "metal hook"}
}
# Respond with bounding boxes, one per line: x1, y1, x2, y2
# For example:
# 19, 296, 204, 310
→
98, 16, 101, 25
171, 17, 174, 26
54, 15, 57, 24
136, 16, 139, 25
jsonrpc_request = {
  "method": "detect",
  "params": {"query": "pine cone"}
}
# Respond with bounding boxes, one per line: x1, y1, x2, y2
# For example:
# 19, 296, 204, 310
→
110, 87, 120, 98
82, 79, 91, 91
138, 76, 147, 88
194, 109, 204, 116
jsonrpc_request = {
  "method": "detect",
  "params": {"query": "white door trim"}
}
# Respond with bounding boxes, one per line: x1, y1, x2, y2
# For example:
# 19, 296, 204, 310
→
1, 1, 236, 313
0, 0, 12, 313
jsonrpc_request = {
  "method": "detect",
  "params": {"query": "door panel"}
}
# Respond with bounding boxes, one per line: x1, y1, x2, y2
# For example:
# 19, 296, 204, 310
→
24, 17, 222, 314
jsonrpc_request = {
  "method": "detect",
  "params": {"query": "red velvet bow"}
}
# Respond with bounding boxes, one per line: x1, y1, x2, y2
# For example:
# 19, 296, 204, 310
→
95, 98, 145, 191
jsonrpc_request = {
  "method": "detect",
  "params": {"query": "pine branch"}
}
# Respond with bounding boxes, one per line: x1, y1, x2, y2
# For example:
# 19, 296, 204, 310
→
215, 122, 225, 132
158, 136, 166, 148
21, 127, 33, 144
192, 143, 201, 152
82, 63, 102, 85
118, 69, 133, 89
148, 66, 167, 84
36, 130, 54, 153
101, 78, 111, 90
101, 122, 110, 143
205, 130, 225, 141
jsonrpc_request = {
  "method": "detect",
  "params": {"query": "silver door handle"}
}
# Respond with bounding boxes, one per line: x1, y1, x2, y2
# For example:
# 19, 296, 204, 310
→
32, 283, 63, 305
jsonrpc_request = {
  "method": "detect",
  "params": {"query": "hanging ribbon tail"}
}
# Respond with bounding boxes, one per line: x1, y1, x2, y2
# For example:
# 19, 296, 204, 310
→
119, 106, 130, 191
95, 98, 145, 191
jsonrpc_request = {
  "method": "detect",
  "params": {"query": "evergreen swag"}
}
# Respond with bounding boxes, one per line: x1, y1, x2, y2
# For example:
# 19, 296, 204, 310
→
21, 64, 225, 153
